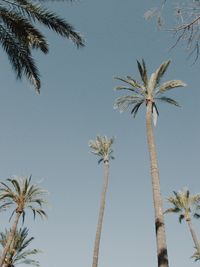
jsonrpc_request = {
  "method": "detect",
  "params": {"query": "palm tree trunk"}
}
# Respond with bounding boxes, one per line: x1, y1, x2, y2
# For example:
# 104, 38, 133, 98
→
0, 212, 21, 267
146, 101, 169, 267
92, 160, 110, 267
186, 219, 200, 255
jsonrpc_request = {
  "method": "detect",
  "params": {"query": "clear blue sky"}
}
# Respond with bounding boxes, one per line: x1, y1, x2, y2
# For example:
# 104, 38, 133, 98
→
0, 1, 199, 267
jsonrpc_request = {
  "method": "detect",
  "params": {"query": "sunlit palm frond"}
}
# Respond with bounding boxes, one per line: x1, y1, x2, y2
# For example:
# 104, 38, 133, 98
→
156, 80, 187, 95
114, 95, 145, 114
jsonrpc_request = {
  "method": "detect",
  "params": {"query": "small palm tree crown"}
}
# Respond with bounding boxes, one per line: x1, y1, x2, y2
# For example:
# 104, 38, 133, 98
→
0, 227, 40, 267
89, 136, 114, 164
0, 176, 48, 222
114, 59, 186, 125
165, 189, 200, 223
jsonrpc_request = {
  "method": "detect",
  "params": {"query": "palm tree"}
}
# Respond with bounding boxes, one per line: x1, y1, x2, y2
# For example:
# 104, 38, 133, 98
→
0, 227, 41, 267
0, 176, 48, 267
165, 189, 200, 258
0, 0, 84, 92
89, 136, 114, 267
114, 60, 186, 267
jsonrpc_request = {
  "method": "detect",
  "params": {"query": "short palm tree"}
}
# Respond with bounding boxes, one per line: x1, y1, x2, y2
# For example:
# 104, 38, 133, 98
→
89, 136, 114, 267
114, 60, 186, 267
0, 0, 84, 92
0, 176, 48, 267
0, 227, 41, 267
165, 189, 200, 257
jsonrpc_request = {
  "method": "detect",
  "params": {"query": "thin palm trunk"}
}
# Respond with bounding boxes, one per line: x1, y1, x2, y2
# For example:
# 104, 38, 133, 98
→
0, 212, 21, 267
146, 101, 169, 267
186, 219, 200, 255
92, 160, 109, 267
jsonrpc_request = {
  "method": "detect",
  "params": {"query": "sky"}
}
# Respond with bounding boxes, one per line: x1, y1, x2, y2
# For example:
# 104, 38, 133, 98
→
0, 1, 199, 267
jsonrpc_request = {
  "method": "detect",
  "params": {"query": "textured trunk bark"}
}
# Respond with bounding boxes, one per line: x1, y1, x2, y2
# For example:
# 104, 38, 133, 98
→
92, 160, 110, 267
146, 101, 169, 267
0, 212, 21, 267
186, 219, 200, 255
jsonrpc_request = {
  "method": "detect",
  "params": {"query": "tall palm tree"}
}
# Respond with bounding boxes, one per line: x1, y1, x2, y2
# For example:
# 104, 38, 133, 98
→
165, 189, 200, 258
89, 136, 114, 267
0, 0, 84, 92
0, 176, 47, 267
0, 227, 41, 267
114, 60, 186, 267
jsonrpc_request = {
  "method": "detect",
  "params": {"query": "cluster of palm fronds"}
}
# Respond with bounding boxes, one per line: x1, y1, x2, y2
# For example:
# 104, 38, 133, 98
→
0, 0, 84, 92
0, 176, 48, 267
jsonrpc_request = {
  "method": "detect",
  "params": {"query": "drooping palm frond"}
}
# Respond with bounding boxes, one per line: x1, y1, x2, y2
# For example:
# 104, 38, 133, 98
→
89, 136, 114, 163
0, 227, 41, 267
114, 95, 145, 114
156, 96, 180, 107
0, 176, 48, 222
0, 0, 84, 91
9, 0, 84, 47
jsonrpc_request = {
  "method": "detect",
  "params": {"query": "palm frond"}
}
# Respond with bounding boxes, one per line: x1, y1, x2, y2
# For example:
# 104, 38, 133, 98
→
114, 76, 143, 90
0, 6, 48, 53
131, 101, 144, 118
156, 80, 186, 95
114, 95, 145, 113
153, 60, 171, 86
164, 207, 181, 214
13, 0, 84, 47
137, 59, 148, 86
156, 96, 180, 107
0, 25, 41, 91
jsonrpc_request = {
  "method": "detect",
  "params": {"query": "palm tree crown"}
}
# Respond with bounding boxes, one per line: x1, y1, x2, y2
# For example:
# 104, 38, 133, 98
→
114, 59, 186, 125
89, 136, 114, 164
165, 189, 200, 222
0, 227, 40, 267
0, 0, 84, 92
0, 176, 48, 222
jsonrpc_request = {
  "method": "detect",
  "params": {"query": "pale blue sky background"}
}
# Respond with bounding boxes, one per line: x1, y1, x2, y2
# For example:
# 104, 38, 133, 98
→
0, 1, 199, 267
